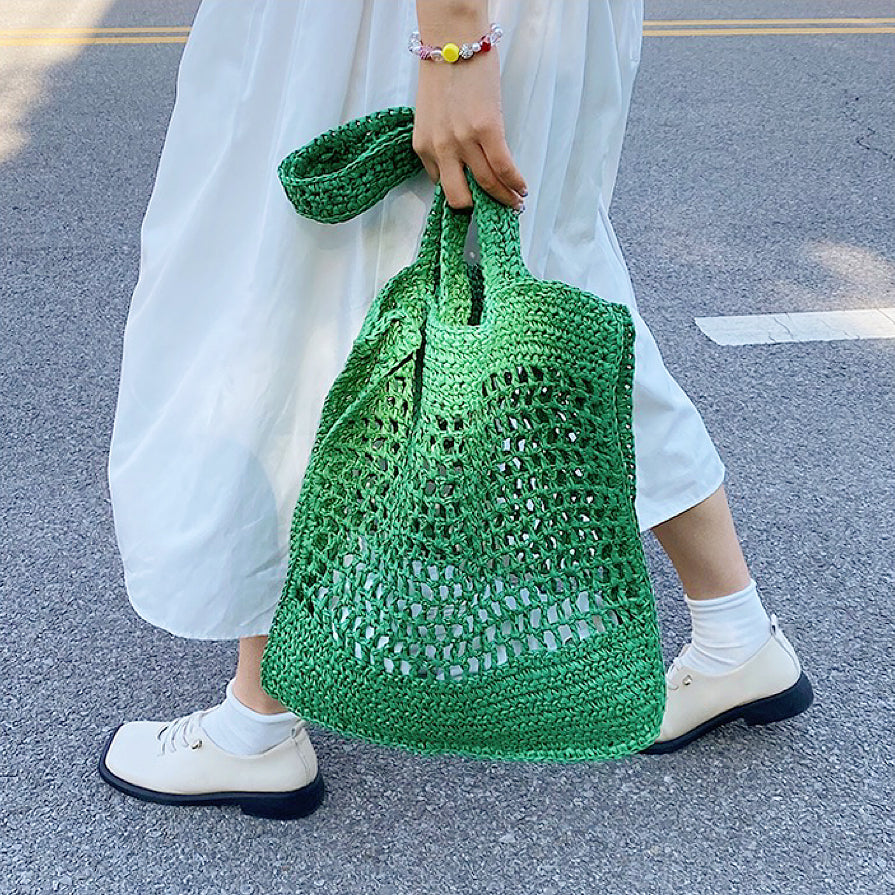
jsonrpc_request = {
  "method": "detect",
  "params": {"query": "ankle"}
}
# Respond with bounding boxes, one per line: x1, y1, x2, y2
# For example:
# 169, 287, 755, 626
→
201, 680, 298, 756
230, 680, 289, 715
680, 579, 772, 675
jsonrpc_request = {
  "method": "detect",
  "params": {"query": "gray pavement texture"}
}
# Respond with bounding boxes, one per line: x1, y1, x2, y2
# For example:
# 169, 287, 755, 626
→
1, 1, 894, 893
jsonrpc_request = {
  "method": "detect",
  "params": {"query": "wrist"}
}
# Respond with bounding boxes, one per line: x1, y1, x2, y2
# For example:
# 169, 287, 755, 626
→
415, 0, 489, 44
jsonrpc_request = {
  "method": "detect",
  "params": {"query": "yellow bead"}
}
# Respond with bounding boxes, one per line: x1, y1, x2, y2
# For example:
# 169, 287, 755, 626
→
441, 43, 460, 63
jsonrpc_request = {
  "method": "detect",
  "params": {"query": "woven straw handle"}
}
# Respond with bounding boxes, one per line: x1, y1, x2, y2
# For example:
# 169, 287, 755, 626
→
278, 106, 446, 299
435, 170, 529, 325
278, 107, 423, 223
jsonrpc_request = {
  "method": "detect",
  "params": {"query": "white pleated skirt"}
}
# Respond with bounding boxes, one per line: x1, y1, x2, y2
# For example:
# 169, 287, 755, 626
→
109, 0, 725, 640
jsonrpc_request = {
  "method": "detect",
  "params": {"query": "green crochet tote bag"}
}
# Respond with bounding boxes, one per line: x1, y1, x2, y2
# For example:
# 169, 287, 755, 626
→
261, 107, 665, 761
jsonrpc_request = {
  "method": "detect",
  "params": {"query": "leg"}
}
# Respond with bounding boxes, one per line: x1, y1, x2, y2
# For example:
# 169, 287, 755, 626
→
200, 637, 297, 753
231, 635, 288, 714
644, 485, 813, 753
650, 484, 751, 599
650, 483, 769, 672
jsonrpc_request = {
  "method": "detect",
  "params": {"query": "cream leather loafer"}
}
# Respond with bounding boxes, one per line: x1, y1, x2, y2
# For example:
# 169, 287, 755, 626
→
98, 709, 324, 819
643, 614, 813, 754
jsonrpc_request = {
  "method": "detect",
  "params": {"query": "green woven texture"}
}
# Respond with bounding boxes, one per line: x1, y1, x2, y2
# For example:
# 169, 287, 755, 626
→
261, 107, 665, 762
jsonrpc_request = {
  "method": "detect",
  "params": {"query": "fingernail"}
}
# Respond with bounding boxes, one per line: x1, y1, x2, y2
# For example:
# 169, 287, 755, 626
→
513, 201, 525, 215
520, 187, 529, 197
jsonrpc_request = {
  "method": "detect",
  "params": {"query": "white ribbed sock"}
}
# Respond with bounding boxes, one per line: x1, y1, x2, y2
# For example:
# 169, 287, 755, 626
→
200, 680, 298, 755
680, 579, 772, 675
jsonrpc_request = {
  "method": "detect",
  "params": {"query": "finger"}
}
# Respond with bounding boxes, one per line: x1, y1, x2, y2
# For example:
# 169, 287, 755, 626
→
463, 142, 525, 209
419, 155, 439, 185
438, 159, 474, 210
411, 137, 441, 186
479, 133, 528, 201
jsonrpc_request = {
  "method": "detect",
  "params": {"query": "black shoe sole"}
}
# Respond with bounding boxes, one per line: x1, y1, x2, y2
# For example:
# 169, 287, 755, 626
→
97, 727, 325, 819
641, 671, 814, 755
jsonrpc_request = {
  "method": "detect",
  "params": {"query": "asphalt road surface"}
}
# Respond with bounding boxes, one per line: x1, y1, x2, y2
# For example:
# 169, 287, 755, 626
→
1, 2, 893, 894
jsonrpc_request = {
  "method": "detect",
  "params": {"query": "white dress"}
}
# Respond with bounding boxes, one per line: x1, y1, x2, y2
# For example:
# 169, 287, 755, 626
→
109, 0, 725, 640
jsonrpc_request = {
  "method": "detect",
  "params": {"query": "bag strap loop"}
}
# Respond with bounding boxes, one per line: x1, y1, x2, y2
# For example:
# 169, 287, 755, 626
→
278, 107, 422, 223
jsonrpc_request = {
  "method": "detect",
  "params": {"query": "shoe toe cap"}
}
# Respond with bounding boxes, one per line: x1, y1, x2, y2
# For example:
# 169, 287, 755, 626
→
102, 720, 169, 781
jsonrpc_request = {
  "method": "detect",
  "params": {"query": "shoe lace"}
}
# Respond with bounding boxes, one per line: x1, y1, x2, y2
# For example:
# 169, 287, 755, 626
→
666, 645, 692, 690
157, 710, 206, 754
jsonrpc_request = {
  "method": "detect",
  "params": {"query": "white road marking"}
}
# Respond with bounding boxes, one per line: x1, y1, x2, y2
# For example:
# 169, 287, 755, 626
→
694, 309, 895, 345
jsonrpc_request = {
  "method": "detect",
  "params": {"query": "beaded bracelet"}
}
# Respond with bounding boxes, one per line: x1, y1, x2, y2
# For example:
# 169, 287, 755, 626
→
408, 22, 503, 63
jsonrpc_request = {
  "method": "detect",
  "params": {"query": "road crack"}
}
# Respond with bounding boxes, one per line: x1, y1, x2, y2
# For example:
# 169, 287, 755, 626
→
843, 94, 895, 163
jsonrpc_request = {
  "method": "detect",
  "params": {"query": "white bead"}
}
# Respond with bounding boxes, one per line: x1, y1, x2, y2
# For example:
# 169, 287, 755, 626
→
460, 43, 474, 58
471, 41, 481, 53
